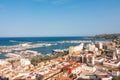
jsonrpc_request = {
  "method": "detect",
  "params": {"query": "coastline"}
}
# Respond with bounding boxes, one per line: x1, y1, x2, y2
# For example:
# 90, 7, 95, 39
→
0, 36, 109, 60
0, 35, 120, 80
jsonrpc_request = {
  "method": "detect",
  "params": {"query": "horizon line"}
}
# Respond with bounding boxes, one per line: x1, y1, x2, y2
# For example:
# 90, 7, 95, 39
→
0, 35, 93, 38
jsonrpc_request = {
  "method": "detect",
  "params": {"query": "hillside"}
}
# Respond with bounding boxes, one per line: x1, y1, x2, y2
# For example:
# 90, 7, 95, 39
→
94, 33, 120, 39
94, 33, 120, 45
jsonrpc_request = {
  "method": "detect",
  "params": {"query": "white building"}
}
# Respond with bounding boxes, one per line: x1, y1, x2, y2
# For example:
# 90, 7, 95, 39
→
20, 59, 31, 66
98, 42, 103, 49
87, 44, 96, 51
112, 70, 120, 77
116, 48, 120, 54
103, 59, 120, 68
73, 43, 84, 52
95, 57, 104, 63
101, 76, 112, 80
0, 60, 10, 66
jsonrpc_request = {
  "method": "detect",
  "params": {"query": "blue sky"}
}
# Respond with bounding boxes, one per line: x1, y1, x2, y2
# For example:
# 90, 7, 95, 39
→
0, 0, 120, 37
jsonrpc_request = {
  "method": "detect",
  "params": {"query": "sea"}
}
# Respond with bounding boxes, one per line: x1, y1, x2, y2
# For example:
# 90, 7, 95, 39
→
0, 36, 105, 59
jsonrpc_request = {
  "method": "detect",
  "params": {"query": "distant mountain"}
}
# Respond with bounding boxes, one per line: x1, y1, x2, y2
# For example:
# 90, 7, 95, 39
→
94, 33, 120, 39
94, 33, 120, 45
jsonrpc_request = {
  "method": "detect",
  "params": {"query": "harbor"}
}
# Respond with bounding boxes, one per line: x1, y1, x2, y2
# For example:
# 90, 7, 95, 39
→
0, 38, 120, 80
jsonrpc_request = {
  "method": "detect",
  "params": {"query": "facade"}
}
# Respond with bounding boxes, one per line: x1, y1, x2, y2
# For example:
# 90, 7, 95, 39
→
103, 59, 120, 68
20, 59, 31, 66
69, 46, 74, 55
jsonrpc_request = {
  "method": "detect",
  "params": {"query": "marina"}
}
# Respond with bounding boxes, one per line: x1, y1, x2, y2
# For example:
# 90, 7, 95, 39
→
0, 36, 120, 80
